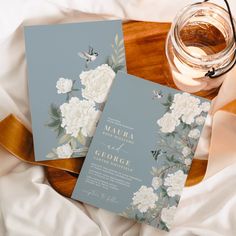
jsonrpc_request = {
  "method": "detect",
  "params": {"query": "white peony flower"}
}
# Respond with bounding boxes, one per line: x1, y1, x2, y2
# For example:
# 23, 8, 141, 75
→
161, 206, 177, 229
56, 143, 73, 158
200, 102, 211, 112
60, 97, 101, 138
152, 177, 162, 190
157, 112, 180, 133
182, 146, 191, 157
80, 64, 115, 103
164, 170, 187, 197
195, 115, 206, 125
56, 78, 73, 94
188, 129, 200, 139
170, 93, 202, 124
184, 158, 192, 166
132, 186, 158, 213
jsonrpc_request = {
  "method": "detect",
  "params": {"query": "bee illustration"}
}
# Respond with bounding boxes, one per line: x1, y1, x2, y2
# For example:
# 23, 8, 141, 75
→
78, 46, 98, 68
151, 149, 166, 161
152, 90, 163, 100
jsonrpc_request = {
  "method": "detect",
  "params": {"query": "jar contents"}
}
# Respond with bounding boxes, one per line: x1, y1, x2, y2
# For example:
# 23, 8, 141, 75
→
166, 2, 236, 94
173, 22, 227, 93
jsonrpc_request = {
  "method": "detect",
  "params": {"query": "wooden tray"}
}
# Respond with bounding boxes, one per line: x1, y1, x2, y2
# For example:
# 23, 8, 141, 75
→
46, 21, 214, 198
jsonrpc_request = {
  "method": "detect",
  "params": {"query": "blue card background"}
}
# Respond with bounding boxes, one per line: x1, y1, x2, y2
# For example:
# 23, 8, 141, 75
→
73, 72, 210, 231
24, 20, 125, 161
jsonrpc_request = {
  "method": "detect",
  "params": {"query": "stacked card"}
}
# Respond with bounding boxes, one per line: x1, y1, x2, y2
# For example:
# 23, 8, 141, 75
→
25, 20, 126, 161
72, 72, 210, 231
25, 20, 210, 231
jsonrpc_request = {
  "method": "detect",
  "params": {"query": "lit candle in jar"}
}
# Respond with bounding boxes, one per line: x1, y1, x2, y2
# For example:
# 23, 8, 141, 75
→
166, 1, 236, 95
173, 46, 226, 93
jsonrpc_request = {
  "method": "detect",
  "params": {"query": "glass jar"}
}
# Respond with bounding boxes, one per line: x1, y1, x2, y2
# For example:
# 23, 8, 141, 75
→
165, 1, 236, 95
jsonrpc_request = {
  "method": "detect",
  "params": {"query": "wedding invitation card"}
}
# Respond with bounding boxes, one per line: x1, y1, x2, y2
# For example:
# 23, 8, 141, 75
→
24, 20, 126, 161
72, 72, 210, 231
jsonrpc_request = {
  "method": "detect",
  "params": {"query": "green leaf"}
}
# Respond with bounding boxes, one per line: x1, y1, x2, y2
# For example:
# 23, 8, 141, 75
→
160, 186, 168, 198
111, 55, 116, 64
118, 46, 124, 53
118, 57, 125, 64
46, 152, 56, 159
59, 134, 72, 144
73, 148, 88, 157
106, 57, 113, 67
162, 102, 171, 107
66, 93, 70, 102
118, 39, 124, 47
167, 94, 173, 103
57, 126, 64, 137
113, 65, 125, 73
115, 34, 119, 45
71, 138, 77, 149
49, 104, 60, 118
47, 119, 60, 128
77, 131, 86, 146
118, 52, 125, 59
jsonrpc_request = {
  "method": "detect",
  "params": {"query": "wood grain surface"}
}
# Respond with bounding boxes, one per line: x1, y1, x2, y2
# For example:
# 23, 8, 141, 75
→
46, 21, 214, 198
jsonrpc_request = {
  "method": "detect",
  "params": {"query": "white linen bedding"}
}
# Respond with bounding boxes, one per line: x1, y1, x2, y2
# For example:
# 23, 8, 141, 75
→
1, 0, 236, 235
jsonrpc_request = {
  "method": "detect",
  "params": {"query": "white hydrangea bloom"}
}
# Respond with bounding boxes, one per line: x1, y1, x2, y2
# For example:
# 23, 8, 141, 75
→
80, 64, 115, 103
60, 97, 101, 138
157, 112, 180, 133
195, 115, 206, 125
200, 102, 211, 112
164, 170, 187, 197
161, 206, 177, 229
152, 177, 162, 190
188, 129, 200, 139
182, 146, 191, 157
170, 93, 202, 124
56, 78, 73, 94
56, 143, 73, 158
184, 158, 192, 166
132, 186, 158, 213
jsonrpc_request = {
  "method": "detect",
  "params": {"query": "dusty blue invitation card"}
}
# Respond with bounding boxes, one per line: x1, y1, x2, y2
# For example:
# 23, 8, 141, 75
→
72, 72, 210, 231
24, 20, 126, 161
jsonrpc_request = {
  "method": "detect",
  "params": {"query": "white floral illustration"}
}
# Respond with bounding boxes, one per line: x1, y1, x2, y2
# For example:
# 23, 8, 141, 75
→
196, 115, 206, 125
46, 35, 125, 160
132, 186, 158, 213
56, 143, 73, 158
188, 128, 200, 139
184, 158, 192, 166
157, 92, 210, 135
80, 64, 115, 103
171, 93, 200, 123
182, 146, 191, 157
60, 97, 101, 138
200, 101, 211, 112
122, 92, 210, 231
56, 78, 73, 94
170, 93, 202, 124
157, 112, 180, 133
161, 206, 177, 229
164, 170, 187, 197
152, 177, 162, 190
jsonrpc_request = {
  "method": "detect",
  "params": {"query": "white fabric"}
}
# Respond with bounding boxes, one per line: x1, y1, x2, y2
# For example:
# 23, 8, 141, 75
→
1, 0, 236, 235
